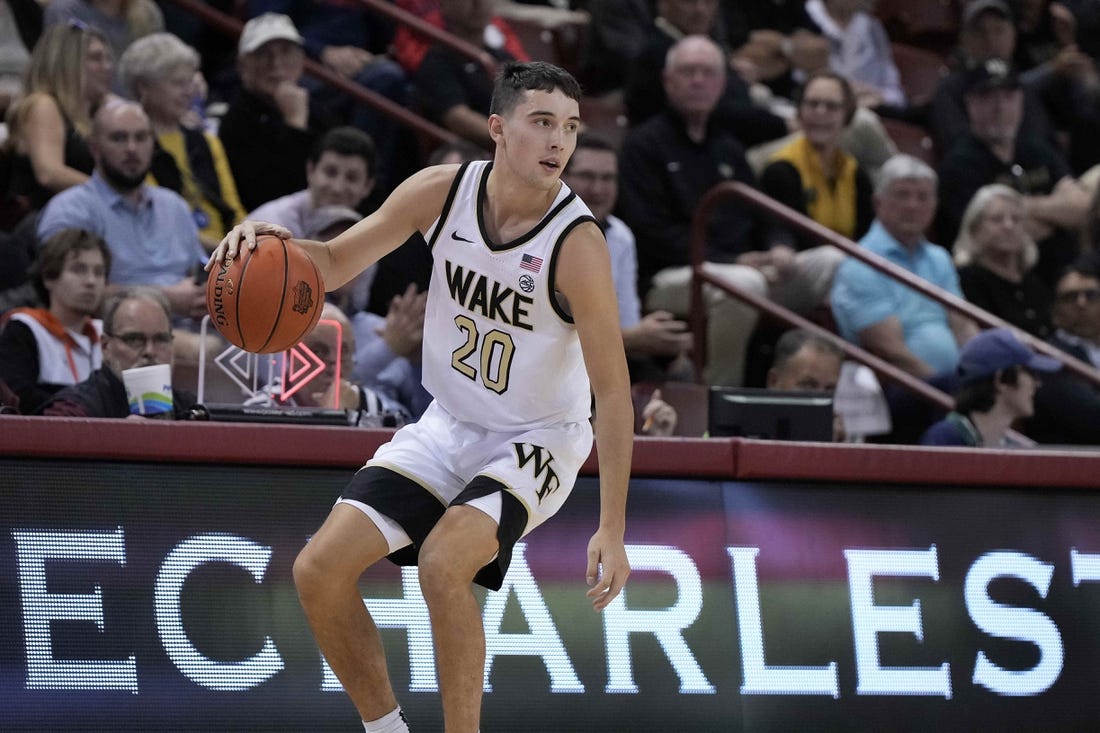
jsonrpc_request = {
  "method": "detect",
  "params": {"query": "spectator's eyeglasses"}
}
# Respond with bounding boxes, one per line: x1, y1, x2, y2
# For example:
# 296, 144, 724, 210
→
108, 331, 174, 350
1055, 288, 1100, 305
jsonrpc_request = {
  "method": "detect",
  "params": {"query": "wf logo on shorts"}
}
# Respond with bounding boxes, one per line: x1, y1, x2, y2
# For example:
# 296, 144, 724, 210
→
513, 443, 560, 503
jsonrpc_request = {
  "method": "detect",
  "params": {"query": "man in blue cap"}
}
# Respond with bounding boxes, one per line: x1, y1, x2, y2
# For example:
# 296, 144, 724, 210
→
921, 328, 1061, 446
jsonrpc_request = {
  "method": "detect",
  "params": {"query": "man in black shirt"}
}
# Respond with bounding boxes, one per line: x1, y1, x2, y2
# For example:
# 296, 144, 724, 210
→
937, 58, 1090, 286
618, 35, 842, 387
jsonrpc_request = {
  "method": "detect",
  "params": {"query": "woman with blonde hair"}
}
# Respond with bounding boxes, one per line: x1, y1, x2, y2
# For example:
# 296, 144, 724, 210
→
4, 22, 113, 213
118, 32, 245, 250
44, 0, 163, 64
954, 183, 1053, 338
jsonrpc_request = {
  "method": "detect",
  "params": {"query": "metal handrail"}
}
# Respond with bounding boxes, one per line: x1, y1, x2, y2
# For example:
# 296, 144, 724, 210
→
690, 180, 1100, 390
161, 0, 460, 147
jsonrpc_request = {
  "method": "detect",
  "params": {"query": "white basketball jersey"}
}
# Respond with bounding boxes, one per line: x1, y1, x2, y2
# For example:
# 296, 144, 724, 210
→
421, 161, 597, 431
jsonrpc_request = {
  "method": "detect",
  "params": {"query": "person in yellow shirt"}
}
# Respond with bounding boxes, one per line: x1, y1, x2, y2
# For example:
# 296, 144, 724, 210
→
117, 32, 246, 250
761, 70, 874, 249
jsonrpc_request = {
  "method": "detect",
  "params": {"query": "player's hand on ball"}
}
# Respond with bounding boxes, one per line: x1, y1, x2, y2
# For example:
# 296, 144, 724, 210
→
206, 220, 293, 270
585, 529, 630, 611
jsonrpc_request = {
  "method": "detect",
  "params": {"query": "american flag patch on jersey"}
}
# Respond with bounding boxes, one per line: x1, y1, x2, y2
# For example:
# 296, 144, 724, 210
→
520, 253, 543, 273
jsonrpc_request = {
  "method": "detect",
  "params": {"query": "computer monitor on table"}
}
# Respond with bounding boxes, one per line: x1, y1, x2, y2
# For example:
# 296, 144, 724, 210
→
708, 387, 833, 441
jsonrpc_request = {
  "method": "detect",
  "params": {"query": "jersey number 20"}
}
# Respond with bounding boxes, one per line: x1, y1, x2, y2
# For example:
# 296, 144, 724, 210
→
451, 314, 515, 394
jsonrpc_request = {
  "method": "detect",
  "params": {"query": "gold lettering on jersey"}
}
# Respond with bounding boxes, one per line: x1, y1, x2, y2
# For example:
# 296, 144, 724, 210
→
514, 442, 560, 503
445, 261, 534, 331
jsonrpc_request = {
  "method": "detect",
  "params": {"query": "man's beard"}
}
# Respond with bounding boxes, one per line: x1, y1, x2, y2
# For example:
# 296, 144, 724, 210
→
100, 160, 150, 192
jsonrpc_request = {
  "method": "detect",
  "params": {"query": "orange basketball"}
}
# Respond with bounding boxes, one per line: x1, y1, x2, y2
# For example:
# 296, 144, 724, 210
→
206, 235, 325, 354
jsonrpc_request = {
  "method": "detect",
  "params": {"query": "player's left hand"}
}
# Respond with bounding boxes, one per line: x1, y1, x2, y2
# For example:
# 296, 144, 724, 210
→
206, 220, 293, 270
586, 529, 630, 611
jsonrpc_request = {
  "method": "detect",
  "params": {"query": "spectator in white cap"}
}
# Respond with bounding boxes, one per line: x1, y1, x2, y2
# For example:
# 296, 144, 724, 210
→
219, 12, 335, 211
920, 327, 1061, 447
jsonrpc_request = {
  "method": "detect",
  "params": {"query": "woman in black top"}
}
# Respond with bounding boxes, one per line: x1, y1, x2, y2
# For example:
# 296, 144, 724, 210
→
953, 183, 1054, 339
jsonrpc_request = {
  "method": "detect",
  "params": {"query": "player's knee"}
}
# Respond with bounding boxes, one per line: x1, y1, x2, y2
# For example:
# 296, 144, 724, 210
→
292, 544, 332, 601
417, 544, 469, 602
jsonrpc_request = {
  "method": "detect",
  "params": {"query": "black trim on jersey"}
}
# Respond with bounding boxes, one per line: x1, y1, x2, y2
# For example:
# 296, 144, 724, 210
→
452, 476, 529, 591
339, 466, 528, 592
547, 215, 599, 325
341, 466, 446, 569
474, 162, 579, 252
426, 161, 471, 252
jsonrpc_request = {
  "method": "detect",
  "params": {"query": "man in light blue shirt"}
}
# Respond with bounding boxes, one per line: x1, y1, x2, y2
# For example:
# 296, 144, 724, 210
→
831, 154, 979, 441
832, 154, 978, 378
38, 101, 207, 324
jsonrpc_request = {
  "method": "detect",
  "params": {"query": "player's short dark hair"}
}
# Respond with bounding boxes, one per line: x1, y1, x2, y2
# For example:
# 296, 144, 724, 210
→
771, 328, 844, 374
309, 126, 376, 177
489, 61, 582, 118
31, 228, 112, 307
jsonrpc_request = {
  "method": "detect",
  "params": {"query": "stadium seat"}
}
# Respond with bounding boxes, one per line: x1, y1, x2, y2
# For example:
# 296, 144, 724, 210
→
496, 8, 589, 75
875, 0, 961, 57
881, 117, 938, 166
890, 42, 949, 108
579, 92, 629, 151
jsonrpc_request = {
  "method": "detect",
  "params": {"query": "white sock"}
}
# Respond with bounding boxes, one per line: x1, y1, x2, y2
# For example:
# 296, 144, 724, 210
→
362, 706, 410, 733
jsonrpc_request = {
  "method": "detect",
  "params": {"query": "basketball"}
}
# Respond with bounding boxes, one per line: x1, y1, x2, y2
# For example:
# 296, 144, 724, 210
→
206, 235, 325, 354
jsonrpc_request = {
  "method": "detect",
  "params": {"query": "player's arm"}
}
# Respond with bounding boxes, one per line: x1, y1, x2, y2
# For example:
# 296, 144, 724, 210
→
207, 165, 461, 290
555, 220, 633, 611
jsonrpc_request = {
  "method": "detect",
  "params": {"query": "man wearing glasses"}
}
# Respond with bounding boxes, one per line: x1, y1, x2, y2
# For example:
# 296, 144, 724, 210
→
1027, 256, 1100, 444
43, 287, 196, 419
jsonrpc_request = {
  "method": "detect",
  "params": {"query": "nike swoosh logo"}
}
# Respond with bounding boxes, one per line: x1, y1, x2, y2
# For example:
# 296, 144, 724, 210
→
451, 231, 475, 244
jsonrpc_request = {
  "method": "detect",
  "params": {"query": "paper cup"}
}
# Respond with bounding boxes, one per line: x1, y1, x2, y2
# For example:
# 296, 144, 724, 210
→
122, 363, 174, 417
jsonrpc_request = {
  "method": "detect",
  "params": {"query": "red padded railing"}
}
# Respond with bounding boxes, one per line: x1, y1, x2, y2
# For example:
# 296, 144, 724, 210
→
2, 416, 1096, 486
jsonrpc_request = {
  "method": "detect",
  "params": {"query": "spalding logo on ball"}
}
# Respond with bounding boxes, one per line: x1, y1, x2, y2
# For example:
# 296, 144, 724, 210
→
206, 234, 325, 354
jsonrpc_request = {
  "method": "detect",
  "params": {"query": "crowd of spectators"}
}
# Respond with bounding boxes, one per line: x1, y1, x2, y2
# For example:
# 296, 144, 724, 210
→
3, 0, 1100, 448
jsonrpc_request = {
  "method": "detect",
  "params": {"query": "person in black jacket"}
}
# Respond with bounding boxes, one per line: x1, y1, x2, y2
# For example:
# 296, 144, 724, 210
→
218, 14, 331, 211
1026, 257, 1100, 443
43, 287, 195, 419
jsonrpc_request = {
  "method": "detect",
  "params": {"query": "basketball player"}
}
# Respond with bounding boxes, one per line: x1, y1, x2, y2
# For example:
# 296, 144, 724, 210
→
208, 62, 632, 733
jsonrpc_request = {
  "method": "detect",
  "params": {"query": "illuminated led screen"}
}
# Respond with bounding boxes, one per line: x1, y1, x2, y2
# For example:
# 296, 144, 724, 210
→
3, 458, 1100, 731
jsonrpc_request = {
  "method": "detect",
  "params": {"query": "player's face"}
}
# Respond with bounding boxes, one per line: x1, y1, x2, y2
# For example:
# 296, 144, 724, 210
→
494, 88, 580, 189
307, 151, 374, 209
45, 248, 107, 318
103, 299, 174, 375
562, 148, 617, 222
